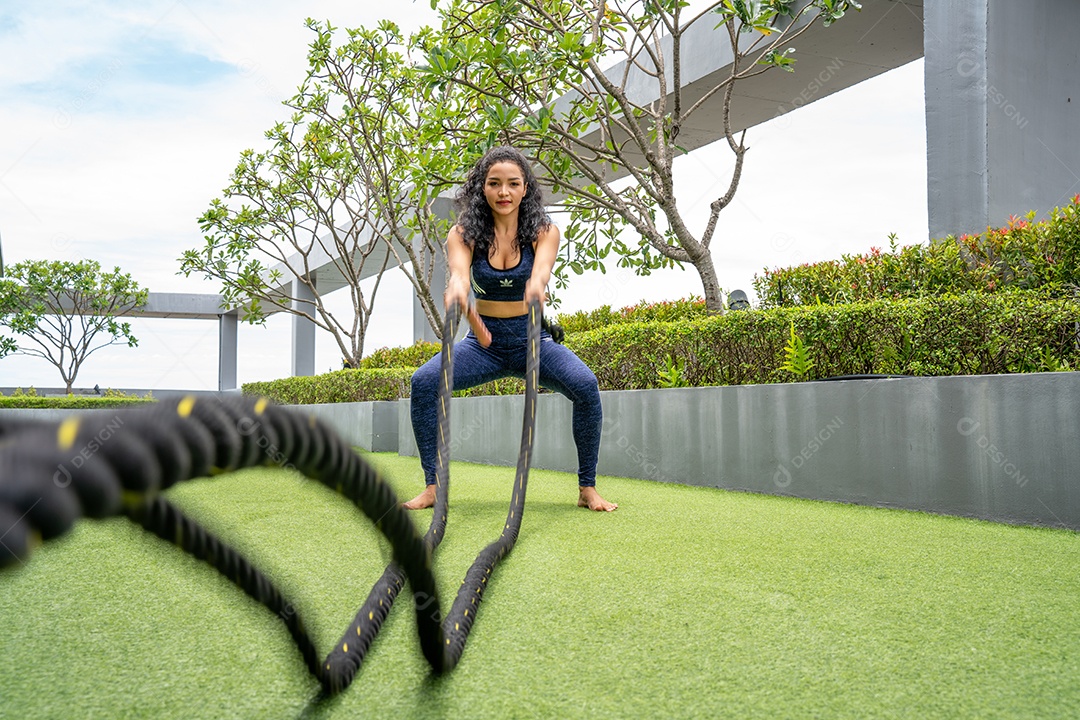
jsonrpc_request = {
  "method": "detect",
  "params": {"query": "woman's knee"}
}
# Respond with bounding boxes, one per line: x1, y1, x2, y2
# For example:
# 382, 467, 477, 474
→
410, 363, 440, 399
568, 366, 600, 403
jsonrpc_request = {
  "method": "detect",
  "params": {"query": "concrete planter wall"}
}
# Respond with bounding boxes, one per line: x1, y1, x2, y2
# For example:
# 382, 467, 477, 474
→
0, 401, 402, 455
398, 373, 1080, 531
288, 401, 399, 453
5, 374, 1075, 530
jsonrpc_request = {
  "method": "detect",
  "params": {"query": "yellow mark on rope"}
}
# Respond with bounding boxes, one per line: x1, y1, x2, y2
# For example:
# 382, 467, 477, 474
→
464, 609, 469, 616
254, 397, 269, 415
343, 643, 348, 653
455, 622, 459, 631
446, 638, 451, 645
357, 626, 362, 635
121, 491, 144, 509
369, 611, 374, 621
177, 396, 196, 418
379, 599, 384, 607
57, 417, 80, 451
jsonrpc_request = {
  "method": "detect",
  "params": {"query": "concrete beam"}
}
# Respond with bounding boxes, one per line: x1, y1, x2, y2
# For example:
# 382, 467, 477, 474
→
560, 0, 924, 168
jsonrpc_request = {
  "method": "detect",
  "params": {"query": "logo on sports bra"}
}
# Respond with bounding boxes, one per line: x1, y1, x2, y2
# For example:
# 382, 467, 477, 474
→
500, 278, 513, 288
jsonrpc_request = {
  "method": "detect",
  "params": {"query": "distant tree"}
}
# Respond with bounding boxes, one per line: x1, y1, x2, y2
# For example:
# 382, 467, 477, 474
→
423, 0, 862, 313
0, 259, 147, 393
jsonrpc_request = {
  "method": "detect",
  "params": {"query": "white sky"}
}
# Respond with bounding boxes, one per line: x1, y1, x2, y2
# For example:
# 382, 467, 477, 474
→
0, 1, 928, 392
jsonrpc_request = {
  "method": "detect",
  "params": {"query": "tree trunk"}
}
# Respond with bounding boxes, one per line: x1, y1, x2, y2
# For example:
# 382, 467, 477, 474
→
693, 251, 726, 314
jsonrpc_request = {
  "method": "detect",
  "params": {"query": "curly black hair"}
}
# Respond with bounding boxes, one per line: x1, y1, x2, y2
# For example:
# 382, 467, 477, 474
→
454, 146, 551, 259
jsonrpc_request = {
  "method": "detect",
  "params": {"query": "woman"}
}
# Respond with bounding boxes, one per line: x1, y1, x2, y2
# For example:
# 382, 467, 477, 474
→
405, 146, 617, 512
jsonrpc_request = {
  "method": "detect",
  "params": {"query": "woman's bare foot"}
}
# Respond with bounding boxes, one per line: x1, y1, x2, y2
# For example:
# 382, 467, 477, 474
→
578, 486, 618, 512
403, 485, 436, 510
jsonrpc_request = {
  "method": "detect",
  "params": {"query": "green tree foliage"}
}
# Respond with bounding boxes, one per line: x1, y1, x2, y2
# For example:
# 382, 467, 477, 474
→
421, 0, 862, 313
0, 259, 147, 393
181, 20, 462, 364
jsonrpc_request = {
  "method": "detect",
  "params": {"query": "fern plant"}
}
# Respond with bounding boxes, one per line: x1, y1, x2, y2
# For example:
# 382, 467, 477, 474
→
779, 320, 815, 380
657, 353, 688, 388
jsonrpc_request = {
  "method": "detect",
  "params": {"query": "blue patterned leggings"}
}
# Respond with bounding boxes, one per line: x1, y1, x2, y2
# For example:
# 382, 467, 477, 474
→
410, 314, 603, 487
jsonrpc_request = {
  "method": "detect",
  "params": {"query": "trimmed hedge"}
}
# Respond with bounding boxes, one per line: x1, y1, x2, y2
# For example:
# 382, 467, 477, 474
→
243, 290, 1078, 402
754, 196, 1080, 308
555, 296, 711, 334
242, 367, 525, 405
0, 396, 155, 409
243, 369, 414, 405
358, 341, 441, 369
564, 290, 1080, 389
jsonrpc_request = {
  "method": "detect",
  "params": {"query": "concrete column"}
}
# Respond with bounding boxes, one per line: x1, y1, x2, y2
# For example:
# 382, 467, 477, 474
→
218, 311, 238, 391
414, 254, 445, 343
414, 198, 451, 343
291, 277, 316, 377
926, 0, 1080, 239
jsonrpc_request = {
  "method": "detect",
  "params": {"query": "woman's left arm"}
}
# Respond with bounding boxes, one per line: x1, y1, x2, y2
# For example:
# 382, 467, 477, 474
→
525, 224, 560, 304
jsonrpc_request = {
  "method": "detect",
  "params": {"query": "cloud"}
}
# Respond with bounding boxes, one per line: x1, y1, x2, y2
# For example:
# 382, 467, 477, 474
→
14, 36, 237, 122
0, 12, 20, 36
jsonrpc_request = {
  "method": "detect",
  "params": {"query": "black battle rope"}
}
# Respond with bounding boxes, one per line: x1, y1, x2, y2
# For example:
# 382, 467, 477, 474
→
320, 299, 541, 690
440, 299, 540, 664
0, 395, 445, 682
0, 299, 543, 692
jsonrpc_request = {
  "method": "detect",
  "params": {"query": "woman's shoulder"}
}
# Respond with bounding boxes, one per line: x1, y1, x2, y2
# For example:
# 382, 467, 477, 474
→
448, 224, 471, 246
534, 221, 560, 246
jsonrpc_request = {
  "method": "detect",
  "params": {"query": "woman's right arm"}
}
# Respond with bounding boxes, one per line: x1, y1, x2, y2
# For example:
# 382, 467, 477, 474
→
445, 225, 473, 310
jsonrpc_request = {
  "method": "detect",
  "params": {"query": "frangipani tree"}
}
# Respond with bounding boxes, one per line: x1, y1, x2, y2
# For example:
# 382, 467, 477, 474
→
421, 0, 862, 313
0, 259, 147, 393
182, 20, 467, 363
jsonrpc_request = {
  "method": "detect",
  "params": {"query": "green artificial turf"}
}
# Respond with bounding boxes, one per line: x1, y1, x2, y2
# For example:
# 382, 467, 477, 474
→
2, 454, 1079, 719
